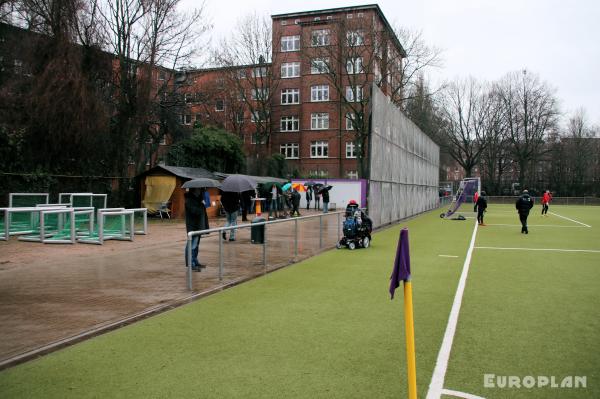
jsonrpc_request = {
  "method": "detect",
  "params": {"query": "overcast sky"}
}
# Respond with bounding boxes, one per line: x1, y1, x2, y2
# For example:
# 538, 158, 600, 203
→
183, 0, 600, 127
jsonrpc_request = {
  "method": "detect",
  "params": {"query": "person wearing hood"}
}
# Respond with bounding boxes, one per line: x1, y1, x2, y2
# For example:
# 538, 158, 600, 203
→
184, 188, 209, 270
515, 189, 534, 234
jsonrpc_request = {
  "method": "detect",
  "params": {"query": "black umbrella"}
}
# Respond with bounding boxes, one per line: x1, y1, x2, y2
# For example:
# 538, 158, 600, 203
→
220, 174, 257, 192
317, 185, 333, 194
304, 181, 318, 187
182, 178, 222, 189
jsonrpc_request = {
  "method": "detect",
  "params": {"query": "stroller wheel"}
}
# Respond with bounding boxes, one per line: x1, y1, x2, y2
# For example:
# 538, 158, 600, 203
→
348, 242, 356, 250
362, 237, 370, 248
336, 242, 342, 249
440, 213, 445, 218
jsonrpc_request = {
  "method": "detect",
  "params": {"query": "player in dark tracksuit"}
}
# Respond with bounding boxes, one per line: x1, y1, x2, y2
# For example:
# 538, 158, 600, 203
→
515, 189, 534, 234
475, 191, 488, 225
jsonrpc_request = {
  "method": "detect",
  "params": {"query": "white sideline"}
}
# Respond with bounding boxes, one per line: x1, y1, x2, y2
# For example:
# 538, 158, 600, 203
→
485, 223, 586, 228
549, 212, 591, 227
438, 255, 459, 258
475, 246, 600, 253
426, 220, 479, 399
441, 388, 486, 399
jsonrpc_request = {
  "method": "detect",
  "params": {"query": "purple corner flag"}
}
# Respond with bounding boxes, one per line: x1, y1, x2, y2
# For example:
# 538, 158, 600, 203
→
389, 228, 411, 299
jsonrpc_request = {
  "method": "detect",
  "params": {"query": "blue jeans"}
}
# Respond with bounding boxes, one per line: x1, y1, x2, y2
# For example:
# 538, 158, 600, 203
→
185, 235, 200, 267
269, 199, 278, 217
323, 202, 329, 213
225, 211, 238, 240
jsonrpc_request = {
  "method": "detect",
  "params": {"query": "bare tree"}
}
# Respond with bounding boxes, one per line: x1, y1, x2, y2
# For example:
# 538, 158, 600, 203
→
391, 26, 443, 107
496, 69, 559, 188
438, 77, 496, 177
97, 0, 210, 173
212, 13, 277, 174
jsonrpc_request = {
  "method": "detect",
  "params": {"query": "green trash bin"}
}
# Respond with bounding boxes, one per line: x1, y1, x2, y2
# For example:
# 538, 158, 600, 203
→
251, 216, 265, 244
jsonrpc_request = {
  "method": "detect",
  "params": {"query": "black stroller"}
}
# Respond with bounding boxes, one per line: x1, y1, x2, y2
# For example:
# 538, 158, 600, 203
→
336, 201, 373, 250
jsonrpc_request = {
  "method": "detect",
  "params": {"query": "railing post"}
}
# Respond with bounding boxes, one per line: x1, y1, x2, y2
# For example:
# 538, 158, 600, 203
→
218, 229, 224, 281
337, 212, 341, 243
263, 223, 267, 272
187, 234, 193, 291
294, 218, 298, 259
319, 214, 323, 249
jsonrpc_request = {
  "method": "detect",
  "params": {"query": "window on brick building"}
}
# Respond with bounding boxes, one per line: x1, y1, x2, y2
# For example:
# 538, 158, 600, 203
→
311, 85, 329, 102
236, 111, 244, 123
346, 57, 363, 74
251, 88, 269, 100
158, 70, 166, 81
345, 113, 355, 130
237, 69, 246, 79
310, 113, 329, 130
346, 170, 358, 179
346, 142, 356, 158
310, 141, 329, 158
281, 35, 300, 52
280, 116, 299, 132
281, 88, 300, 104
311, 29, 330, 46
310, 58, 329, 74
252, 66, 267, 78
281, 62, 300, 78
345, 86, 363, 102
280, 143, 299, 159
346, 30, 364, 46
185, 93, 193, 103
215, 100, 224, 111
251, 134, 267, 144
251, 110, 268, 122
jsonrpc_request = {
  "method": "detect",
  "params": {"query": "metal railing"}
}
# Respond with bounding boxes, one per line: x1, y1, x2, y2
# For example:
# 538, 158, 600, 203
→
186, 211, 345, 290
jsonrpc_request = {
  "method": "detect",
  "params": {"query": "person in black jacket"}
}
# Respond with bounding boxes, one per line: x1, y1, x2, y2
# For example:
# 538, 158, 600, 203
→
475, 191, 488, 225
515, 189, 534, 234
305, 187, 312, 210
220, 191, 240, 241
322, 189, 330, 213
291, 189, 301, 217
184, 188, 209, 270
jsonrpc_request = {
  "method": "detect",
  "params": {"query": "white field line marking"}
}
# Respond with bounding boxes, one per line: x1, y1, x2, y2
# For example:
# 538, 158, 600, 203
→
426, 220, 479, 399
549, 211, 591, 227
485, 223, 586, 228
441, 389, 486, 399
475, 246, 600, 253
438, 255, 459, 258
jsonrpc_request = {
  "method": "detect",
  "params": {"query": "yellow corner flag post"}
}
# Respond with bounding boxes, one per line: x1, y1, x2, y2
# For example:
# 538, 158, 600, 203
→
404, 280, 417, 399
390, 228, 417, 399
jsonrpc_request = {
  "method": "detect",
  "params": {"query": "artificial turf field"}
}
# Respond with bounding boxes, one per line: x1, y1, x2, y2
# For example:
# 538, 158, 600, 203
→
0, 204, 598, 398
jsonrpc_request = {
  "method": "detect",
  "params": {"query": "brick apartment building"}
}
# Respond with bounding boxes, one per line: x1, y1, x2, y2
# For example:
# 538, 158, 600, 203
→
1, 4, 406, 180
175, 4, 406, 179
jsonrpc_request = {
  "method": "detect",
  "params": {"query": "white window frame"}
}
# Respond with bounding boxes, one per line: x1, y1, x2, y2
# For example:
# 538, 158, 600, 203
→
281, 35, 300, 52
251, 111, 268, 123
281, 88, 300, 105
252, 66, 267, 78
310, 141, 329, 158
311, 58, 329, 74
280, 143, 299, 159
345, 86, 363, 102
251, 88, 269, 101
185, 93, 194, 103
346, 30, 364, 46
280, 116, 300, 132
236, 111, 244, 123
347, 170, 359, 179
310, 85, 329, 102
251, 134, 267, 145
311, 29, 330, 47
281, 62, 300, 78
310, 113, 329, 130
346, 57, 363, 74
215, 99, 225, 111
346, 113, 355, 130
345, 142, 356, 158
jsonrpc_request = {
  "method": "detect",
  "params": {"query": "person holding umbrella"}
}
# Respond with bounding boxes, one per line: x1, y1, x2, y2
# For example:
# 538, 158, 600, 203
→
269, 184, 279, 219
184, 188, 209, 270
305, 186, 312, 210
220, 191, 240, 241
291, 188, 301, 217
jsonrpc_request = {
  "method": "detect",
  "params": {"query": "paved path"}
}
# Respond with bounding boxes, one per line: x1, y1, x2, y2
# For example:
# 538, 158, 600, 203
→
0, 211, 341, 368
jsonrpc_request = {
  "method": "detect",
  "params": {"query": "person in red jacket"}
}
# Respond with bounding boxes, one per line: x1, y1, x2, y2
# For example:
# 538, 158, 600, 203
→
541, 190, 552, 216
